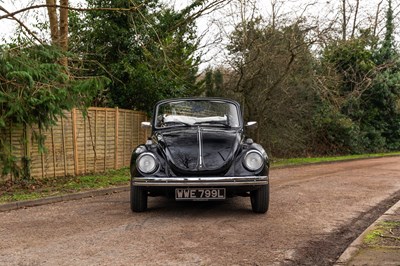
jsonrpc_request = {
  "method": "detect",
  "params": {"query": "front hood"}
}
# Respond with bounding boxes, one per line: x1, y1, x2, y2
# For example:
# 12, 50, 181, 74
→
157, 128, 241, 175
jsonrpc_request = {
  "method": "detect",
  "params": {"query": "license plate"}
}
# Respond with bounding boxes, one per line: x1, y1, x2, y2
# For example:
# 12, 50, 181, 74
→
175, 188, 226, 200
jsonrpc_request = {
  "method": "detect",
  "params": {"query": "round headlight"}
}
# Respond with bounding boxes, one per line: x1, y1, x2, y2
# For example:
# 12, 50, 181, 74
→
137, 153, 158, 174
243, 151, 264, 171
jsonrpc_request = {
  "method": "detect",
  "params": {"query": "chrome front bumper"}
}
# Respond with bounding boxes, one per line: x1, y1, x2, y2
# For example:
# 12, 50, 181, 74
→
131, 176, 269, 187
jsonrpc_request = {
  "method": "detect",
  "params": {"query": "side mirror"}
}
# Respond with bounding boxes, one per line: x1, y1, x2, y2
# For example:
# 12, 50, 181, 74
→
245, 121, 258, 128
141, 121, 151, 129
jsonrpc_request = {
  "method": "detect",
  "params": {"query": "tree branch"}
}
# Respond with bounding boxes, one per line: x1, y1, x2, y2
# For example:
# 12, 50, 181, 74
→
0, 5, 44, 45
0, 4, 143, 20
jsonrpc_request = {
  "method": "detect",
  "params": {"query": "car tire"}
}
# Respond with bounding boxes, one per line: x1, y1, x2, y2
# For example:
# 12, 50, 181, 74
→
130, 183, 148, 212
250, 184, 269, 213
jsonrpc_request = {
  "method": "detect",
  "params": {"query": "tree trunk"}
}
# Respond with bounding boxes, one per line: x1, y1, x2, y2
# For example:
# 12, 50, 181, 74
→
46, 0, 59, 45
373, 1, 383, 37
59, 0, 69, 67
45, 0, 68, 67
351, 0, 359, 38
341, 0, 347, 40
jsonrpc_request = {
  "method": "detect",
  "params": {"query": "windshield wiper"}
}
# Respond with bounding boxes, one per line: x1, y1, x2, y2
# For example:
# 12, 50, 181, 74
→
194, 121, 231, 127
163, 121, 192, 127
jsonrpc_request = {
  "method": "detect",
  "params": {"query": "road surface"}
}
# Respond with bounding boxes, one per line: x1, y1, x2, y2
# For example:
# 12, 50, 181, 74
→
1, 157, 400, 265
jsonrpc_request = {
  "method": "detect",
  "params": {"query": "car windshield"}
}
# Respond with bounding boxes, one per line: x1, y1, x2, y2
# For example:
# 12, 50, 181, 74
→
155, 100, 240, 128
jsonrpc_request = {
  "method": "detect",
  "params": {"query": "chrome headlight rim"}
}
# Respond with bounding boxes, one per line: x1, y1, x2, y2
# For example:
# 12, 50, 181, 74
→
243, 150, 265, 172
136, 152, 159, 174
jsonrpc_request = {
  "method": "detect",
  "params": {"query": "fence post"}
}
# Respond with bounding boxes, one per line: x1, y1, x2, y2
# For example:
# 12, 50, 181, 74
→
104, 110, 107, 171
84, 112, 87, 174
114, 107, 119, 169
94, 109, 97, 172
137, 114, 140, 146
72, 108, 79, 176
61, 115, 67, 176
9, 122, 13, 181
50, 127, 56, 178
23, 123, 32, 180
39, 126, 45, 178
123, 111, 126, 165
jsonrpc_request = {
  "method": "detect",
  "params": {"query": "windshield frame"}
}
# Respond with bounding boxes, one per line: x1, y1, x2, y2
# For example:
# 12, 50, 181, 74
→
152, 98, 243, 130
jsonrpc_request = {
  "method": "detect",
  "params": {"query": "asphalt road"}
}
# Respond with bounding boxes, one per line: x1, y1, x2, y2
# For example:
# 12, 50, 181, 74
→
1, 157, 400, 265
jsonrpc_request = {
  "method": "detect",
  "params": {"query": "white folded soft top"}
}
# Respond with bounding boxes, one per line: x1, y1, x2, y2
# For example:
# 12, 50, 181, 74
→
163, 114, 227, 125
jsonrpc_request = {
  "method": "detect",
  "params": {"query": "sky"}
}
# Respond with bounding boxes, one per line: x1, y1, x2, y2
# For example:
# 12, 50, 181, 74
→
0, 0, 397, 69
0, 0, 196, 42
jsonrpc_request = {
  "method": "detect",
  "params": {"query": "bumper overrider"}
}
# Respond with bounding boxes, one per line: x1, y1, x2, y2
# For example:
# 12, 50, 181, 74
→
131, 175, 269, 187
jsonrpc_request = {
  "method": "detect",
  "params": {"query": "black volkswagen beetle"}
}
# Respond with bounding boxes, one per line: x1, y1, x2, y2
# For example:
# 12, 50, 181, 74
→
130, 98, 269, 213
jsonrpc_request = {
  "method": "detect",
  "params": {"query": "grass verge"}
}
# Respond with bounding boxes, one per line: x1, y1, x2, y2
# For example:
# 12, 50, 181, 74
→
270, 152, 400, 168
364, 220, 400, 246
0, 168, 129, 203
0, 152, 399, 204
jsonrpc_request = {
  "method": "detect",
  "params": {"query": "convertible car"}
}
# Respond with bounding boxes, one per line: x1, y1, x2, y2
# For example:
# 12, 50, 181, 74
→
130, 98, 270, 213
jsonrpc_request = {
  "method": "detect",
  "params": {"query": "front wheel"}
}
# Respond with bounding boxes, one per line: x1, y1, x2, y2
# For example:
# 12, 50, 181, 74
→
250, 184, 269, 213
130, 183, 148, 212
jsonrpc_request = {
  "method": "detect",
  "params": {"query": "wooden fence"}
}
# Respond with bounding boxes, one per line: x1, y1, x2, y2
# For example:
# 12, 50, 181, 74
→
1, 107, 148, 180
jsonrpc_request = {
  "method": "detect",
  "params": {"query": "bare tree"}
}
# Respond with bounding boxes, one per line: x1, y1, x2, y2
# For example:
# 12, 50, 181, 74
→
341, 0, 347, 40
350, 0, 359, 38
216, 1, 321, 155
373, 0, 384, 37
